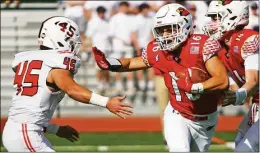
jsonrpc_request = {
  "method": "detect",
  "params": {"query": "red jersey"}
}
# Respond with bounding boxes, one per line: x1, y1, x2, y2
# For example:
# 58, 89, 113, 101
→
217, 29, 259, 104
142, 34, 222, 117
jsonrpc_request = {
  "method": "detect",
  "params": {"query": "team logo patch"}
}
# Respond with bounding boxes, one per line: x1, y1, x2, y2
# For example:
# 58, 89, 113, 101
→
234, 46, 239, 53
176, 7, 190, 16
190, 46, 200, 54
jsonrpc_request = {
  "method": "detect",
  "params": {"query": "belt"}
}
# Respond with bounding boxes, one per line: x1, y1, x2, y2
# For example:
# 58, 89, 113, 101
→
173, 109, 208, 121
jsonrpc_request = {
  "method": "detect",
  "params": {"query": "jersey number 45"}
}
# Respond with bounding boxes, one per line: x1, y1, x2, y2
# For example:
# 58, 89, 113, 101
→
13, 60, 43, 96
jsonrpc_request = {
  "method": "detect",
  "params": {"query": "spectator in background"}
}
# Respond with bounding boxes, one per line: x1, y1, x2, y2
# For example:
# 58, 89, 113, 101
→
128, 1, 148, 15
2, 0, 20, 8
147, 0, 168, 12
63, 1, 87, 58
83, 1, 117, 21
108, 1, 137, 97
86, 6, 112, 95
64, 1, 86, 40
246, 2, 259, 31
132, 3, 154, 92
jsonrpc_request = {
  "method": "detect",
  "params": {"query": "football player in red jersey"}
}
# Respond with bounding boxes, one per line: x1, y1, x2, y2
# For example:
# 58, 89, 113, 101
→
203, 0, 259, 152
92, 3, 229, 152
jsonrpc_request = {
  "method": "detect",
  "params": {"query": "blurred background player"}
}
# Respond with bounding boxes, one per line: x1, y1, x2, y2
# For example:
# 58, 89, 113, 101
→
246, 1, 259, 32
108, 1, 138, 97
2, 16, 133, 152
63, 1, 87, 54
204, 1, 259, 152
86, 6, 111, 95
83, 0, 117, 21
186, 1, 209, 34
132, 3, 155, 97
92, 3, 229, 151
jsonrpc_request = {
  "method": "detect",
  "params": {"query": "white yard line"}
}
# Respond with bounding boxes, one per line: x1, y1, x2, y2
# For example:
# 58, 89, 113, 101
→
1, 144, 234, 152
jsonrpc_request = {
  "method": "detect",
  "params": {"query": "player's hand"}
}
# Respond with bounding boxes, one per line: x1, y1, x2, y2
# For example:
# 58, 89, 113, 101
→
106, 96, 134, 119
92, 47, 109, 70
56, 125, 79, 142
222, 89, 237, 107
174, 70, 192, 93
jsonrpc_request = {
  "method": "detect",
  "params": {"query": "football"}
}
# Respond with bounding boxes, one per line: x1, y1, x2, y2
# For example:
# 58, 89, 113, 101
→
188, 67, 211, 83
176, 67, 211, 83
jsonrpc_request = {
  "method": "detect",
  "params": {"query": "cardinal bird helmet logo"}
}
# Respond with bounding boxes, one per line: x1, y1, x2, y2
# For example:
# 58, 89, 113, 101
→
176, 7, 190, 16
219, 0, 233, 5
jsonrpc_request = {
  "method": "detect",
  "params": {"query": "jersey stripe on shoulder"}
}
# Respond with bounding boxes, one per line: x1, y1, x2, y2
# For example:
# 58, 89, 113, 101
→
141, 48, 150, 67
202, 38, 221, 61
242, 35, 259, 54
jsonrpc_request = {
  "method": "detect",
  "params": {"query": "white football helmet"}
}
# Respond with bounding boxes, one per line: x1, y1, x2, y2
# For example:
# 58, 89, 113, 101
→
38, 16, 81, 55
152, 4, 193, 51
202, 1, 225, 38
203, 0, 249, 40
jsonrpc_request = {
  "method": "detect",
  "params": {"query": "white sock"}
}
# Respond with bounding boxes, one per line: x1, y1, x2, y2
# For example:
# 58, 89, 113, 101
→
103, 82, 110, 89
139, 79, 146, 90
127, 80, 134, 89
116, 81, 123, 90
147, 81, 154, 90
97, 82, 104, 90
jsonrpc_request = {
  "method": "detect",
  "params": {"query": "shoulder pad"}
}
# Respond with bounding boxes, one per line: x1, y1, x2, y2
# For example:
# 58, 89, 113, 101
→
45, 50, 81, 75
12, 50, 81, 75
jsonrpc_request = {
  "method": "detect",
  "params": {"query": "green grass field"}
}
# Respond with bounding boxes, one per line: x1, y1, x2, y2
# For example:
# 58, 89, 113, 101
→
1, 132, 237, 152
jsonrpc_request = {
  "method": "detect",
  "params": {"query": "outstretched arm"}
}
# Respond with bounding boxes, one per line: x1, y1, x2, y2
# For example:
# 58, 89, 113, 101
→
92, 47, 150, 72
47, 69, 133, 119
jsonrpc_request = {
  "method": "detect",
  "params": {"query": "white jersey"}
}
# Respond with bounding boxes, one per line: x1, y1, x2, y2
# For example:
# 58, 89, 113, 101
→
8, 49, 81, 127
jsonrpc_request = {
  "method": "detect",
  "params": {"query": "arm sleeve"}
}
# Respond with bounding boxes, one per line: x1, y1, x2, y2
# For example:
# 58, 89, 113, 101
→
244, 54, 259, 71
241, 35, 259, 60
202, 38, 221, 62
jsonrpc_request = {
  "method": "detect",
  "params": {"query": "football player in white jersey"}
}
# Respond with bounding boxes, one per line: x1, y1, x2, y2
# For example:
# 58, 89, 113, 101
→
2, 16, 133, 152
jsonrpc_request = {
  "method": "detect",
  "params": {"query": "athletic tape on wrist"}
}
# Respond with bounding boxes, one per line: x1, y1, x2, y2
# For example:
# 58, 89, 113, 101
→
89, 92, 109, 107
235, 88, 247, 105
191, 83, 204, 94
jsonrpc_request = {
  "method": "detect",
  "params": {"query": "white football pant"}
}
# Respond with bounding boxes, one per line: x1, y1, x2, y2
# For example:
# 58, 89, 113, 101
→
2, 119, 55, 152
164, 103, 218, 152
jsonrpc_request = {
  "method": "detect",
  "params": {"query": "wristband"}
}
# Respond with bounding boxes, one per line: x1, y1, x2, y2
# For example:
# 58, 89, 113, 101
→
106, 58, 122, 72
191, 83, 204, 94
46, 124, 59, 134
235, 88, 247, 105
89, 92, 109, 107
